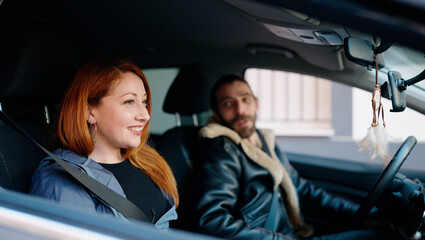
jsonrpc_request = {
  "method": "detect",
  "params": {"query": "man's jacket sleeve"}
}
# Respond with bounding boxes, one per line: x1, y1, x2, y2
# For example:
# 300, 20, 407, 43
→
275, 146, 359, 222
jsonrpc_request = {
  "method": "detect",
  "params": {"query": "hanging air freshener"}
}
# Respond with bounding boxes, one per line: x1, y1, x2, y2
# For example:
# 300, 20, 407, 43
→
357, 52, 390, 166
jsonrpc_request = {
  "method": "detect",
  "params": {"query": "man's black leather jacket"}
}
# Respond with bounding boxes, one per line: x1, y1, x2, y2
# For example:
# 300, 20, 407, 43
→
195, 136, 359, 240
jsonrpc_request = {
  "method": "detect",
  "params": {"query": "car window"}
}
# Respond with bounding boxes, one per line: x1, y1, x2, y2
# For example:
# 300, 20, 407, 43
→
144, 68, 179, 135
383, 44, 425, 82
246, 68, 425, 171
353, 88, 425, 142
246, 68, 333, 137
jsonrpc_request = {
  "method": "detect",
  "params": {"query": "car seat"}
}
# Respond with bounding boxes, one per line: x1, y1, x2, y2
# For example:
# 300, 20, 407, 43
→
0, 102, 50, 193
0, 16, 77, 193
156, 63, 212, 232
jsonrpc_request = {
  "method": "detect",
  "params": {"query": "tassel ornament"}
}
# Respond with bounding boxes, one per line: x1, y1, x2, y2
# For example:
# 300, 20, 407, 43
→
357, 53, 390, 166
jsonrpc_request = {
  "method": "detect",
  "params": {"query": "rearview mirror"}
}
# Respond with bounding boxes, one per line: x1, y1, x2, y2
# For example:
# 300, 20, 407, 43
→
381, 71, 407, 112
344, 37, 385, 69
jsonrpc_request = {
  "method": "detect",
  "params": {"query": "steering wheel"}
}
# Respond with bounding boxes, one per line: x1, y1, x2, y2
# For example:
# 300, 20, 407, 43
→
353, 136, 417, 226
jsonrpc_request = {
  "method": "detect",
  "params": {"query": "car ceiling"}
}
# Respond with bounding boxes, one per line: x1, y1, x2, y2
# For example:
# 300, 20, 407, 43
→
1, 0, 425, 105
3, 0, 354, 67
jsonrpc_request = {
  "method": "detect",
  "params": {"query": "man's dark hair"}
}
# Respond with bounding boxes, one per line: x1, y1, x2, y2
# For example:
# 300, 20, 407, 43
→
210, 74, 251, 113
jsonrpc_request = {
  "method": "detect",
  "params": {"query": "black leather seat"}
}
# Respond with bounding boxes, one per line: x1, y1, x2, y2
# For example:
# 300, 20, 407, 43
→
156, 63, 213, 231
0, 17, 75, 193
0, 102, 49, 193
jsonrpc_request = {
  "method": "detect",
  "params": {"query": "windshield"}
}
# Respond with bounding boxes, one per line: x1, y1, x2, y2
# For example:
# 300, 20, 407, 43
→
383, 44, 425, 90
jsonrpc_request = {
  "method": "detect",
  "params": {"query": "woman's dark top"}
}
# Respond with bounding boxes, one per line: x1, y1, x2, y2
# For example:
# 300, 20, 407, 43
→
100, 160, 170, 223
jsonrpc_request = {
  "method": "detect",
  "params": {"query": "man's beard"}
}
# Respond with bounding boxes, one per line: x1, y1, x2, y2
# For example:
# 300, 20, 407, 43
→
219, 114, 257, 139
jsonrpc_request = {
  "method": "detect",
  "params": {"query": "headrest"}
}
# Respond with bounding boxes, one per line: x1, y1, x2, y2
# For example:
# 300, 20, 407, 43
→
0, 101, 49, 124
0, 20, 80, 104
162, 64, 212, 115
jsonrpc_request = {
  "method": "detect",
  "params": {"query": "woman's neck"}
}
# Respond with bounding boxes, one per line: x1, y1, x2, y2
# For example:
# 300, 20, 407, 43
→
89, 146, 125, 164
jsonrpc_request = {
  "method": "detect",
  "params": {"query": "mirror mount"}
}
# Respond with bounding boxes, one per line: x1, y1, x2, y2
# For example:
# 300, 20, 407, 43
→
381, 71, 406, 112
373, 39, 393, 55
344, 37, 385, 70
381, 69, 425, 112
405, 69, 425, 86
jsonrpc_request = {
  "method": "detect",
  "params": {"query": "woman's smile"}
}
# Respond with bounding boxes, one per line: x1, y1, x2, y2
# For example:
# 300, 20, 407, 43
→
128, 125, 144, 136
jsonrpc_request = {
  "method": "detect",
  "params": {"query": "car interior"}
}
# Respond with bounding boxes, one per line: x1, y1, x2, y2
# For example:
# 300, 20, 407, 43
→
1, 0, 425, 239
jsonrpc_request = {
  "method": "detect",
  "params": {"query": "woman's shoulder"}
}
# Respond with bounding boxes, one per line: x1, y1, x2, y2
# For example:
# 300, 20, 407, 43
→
45, 148, 90, 165
31, 159, 73, 192
29, 159, 99, 214
30, 149, 89, 199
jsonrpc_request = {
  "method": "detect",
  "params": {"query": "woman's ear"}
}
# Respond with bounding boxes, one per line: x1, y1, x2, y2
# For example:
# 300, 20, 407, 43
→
86, 106, 96, 124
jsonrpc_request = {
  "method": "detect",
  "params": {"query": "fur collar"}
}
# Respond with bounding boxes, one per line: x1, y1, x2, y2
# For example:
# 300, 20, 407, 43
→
199, 121, 313, 236
199, 122, 283, 189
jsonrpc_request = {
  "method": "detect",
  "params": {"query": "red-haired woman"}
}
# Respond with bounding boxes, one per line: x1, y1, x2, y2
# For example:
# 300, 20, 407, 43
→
30, 58, 179, 229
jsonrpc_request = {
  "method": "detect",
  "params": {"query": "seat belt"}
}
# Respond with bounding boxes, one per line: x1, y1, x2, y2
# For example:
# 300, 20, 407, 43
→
257, 131, 280, 230
0, 107, 150, 223
263, 188, 279, 230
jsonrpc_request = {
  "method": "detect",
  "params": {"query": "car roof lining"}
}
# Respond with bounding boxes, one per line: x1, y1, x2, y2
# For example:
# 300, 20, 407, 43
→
1, 2, 351, 70
2, 0, 425, 111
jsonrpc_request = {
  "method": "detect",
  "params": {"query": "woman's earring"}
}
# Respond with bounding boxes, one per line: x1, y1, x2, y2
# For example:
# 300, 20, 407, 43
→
88, 118, 97, 141
92, 123, 97, 140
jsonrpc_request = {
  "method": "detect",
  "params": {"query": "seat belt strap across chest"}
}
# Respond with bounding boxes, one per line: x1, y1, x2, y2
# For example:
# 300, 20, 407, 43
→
257, 130, 280, 230
264, 188, 279, 230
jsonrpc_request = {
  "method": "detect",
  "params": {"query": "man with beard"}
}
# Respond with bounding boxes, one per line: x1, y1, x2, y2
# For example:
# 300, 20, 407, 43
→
195, 74, 395, 240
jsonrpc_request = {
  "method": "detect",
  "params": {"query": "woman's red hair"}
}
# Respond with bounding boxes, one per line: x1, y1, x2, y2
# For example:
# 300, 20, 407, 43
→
55, 58, 178, 206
